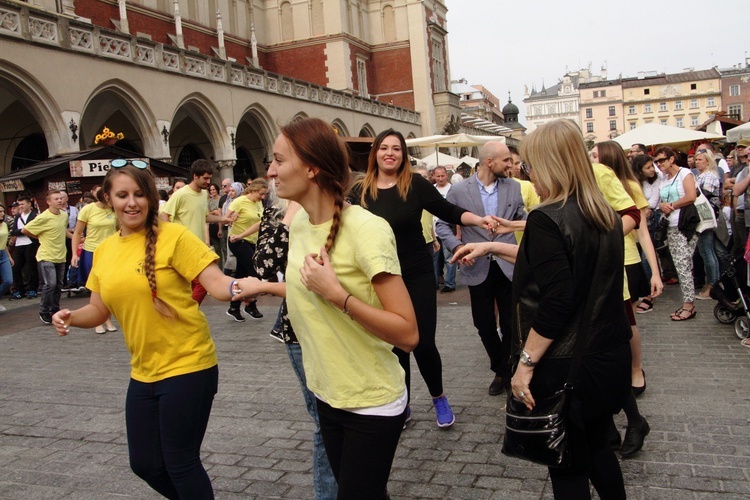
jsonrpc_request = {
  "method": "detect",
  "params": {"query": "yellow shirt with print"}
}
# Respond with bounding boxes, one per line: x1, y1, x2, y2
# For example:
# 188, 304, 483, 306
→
24, 209, 68, 263
593, 162, 637, 301
160, 186, 209, 241
286, 205, 405, 409
228, 196, 263, 243
87, 222, 219, 383
514, 178, 541, 243
78, 203, 117, 252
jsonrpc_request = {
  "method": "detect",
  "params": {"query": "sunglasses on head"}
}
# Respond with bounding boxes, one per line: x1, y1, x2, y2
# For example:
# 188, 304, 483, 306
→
111, 159, 148, 169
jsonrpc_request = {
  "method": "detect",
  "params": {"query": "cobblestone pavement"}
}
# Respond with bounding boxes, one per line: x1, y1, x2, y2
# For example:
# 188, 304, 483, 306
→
1, 282, 749, 499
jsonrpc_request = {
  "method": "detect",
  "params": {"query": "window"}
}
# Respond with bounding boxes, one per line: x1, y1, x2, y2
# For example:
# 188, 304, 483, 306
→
628, 105, 636, 114
280, 1, 294, 41
356, 58, 368, 97
586, 123, 594, 133
593, 91, 599, 98
690, 83, 697, 90
676, 117, 683, 128
382, 5, 396, 42
564, 101, 574, 112
585, 108, 593, 119
660, 119, 668, 126
431, 38, 446, 92
707, 97, 716, 107
675, 100, 683, 110
608, 106, 616, 116
690, 99, 698, 109
601, 90, 606, 97
659, 102, 667, 112
644, 103, 652, 113
728, 104, 742, 119
609, 120, 617, 131
691, 116, 699, 127
644, 89, 650, 95
547, 104, 556, 115
533, 105, 542, 116
730, 85, 740, 97
311, 0, 324, 36
629, 122, 637, 130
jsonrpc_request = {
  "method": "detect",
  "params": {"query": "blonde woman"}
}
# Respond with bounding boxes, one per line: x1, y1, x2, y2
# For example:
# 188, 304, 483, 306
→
693, 149, 722, 298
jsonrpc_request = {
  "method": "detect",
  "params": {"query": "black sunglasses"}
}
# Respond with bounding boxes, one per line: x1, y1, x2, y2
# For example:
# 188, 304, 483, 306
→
111, 159, 148, 169
654, 157, 669, 164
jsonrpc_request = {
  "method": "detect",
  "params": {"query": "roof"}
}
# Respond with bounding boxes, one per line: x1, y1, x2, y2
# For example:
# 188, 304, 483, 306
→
622, 68, 721, 88
0, 145, 187, 182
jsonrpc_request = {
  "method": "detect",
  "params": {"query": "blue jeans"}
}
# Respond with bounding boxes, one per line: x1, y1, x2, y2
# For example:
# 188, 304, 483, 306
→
442, 243, 456, 288
285, 343, 337, 499
126, 366, 218, 499
0, 249, 12, 298
38, 261, 65, 315
697, 230, 720, 285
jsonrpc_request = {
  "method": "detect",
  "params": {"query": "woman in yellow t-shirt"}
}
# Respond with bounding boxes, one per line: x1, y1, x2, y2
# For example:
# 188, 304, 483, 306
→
225, 178, 267, 321
70, 189, 117, 333
0, 203, 12, 311
233, 118, 418, 496
52, 162, 241, 499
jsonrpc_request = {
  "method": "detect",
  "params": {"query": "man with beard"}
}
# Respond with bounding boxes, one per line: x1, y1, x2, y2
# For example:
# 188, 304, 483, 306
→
436, 141, 526, 396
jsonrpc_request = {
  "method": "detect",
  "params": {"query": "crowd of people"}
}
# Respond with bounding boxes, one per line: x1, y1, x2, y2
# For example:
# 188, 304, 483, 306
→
2, 117, 749, 498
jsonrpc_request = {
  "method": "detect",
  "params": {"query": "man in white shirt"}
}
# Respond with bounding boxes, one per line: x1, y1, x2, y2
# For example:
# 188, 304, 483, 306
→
9, 196, 39, 300
432, 166, 456, 293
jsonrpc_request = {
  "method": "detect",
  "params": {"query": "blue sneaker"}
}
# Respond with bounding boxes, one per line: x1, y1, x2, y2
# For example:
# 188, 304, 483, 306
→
432, 395, 455, 428
9, 291, 23, 301
26, 290, 38, 299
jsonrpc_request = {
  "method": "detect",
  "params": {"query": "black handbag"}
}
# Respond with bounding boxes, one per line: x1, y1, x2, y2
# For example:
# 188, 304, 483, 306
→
652, 216, 670, 249
501, 235, 603, 469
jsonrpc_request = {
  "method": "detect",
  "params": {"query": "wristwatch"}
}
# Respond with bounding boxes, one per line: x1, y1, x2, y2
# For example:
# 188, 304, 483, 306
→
519, 350, 537, 367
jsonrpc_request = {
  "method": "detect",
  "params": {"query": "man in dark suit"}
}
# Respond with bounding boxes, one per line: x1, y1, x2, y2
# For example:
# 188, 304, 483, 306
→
436, 141, 526, 395
9, 196, 39, 299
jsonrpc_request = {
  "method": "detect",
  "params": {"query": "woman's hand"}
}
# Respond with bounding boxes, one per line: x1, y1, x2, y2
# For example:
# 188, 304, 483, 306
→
432, 240, 441, 253
232, 276, 263, 300
650, 275, 664, 298
300, 247, 345, 302
451, 242, 493, 266
70, 254, 80, 268
478, 214, 497, 233
52, 309, 72, 336
659, 202, 674, 215
490, 215, 518, 235
511, 364, 536, 411
229, 235, 239, 243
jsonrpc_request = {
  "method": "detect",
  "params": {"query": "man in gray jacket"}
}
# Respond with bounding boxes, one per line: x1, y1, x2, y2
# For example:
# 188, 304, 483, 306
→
436, 141, 526, 395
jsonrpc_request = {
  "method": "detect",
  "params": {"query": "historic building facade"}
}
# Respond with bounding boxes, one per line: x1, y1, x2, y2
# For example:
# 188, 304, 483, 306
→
720, 60, 750, 122
578, 79, 624, 145
0, 0, 460, 203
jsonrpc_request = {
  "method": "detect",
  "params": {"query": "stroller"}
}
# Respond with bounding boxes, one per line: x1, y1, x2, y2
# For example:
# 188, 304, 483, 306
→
710, 257, 750, 339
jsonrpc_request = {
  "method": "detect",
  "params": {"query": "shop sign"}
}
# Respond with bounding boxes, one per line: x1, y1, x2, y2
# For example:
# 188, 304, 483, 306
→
0, 179, 24, 192
70, 159, 150, 177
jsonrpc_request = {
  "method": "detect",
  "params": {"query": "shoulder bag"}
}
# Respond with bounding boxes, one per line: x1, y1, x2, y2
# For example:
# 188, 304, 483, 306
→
501, 234, 604, 469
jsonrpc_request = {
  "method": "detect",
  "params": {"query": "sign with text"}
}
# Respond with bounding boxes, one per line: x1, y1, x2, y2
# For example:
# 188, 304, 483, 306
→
70, 159, 150, 177
0, 179, 24, 192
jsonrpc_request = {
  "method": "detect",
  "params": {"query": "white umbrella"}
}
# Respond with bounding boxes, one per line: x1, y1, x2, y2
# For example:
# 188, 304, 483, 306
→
612, 123, 724, 150
458, 155, 479, 167
418, 151, 462, 169
727, 122, 750, 143
405, 133, 505, 148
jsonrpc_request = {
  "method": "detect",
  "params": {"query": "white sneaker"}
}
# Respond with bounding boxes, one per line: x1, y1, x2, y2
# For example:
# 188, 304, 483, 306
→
0, 304, 6, 313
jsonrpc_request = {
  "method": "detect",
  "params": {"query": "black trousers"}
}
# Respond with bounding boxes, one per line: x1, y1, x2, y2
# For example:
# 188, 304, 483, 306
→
11, 242, 39, 294
468, 260, 513, 379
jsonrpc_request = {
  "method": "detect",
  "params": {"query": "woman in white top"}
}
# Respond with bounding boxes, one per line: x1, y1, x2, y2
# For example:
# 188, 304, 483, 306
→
693, 150, 722, 299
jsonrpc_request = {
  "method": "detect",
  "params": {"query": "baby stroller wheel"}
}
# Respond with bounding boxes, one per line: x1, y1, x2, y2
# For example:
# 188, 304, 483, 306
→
714, 304, 737, 324
734, 317, 750, 340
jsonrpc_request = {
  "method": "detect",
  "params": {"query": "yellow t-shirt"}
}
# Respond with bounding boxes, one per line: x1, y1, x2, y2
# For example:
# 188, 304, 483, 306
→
87, 222, 219, 383
593, 163, 636, 301
160, 186, 208, 241
420, 209, 433, 244
513, 178, 541, 243
228, 196, 263, 243
78, 203, 117, 252
624, 180, 648, 265
24, 209, 68, 263
286, 205, 405, 409
0, 220, 8, 249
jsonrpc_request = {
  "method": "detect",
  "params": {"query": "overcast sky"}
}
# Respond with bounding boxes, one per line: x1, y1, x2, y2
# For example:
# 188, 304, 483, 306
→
446, 0, 749, 123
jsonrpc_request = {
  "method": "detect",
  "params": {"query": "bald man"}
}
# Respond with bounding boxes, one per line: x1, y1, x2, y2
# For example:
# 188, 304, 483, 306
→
436, 141, 527, 396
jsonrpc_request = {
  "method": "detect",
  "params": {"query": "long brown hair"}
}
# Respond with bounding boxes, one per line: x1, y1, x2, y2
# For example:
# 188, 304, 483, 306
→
596, 140, 641, 201
102, 165, 177, 319
280, 118, 349, 254
521, 119, 617, 232
357, 128, 412, 207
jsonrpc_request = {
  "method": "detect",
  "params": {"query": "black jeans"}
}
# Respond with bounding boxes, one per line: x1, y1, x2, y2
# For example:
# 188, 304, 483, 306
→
126, 366, 218, 499
317, 398, 405, 499
11, 242, 39, 294
468, 260, 513, 379
227, 239, 257, 311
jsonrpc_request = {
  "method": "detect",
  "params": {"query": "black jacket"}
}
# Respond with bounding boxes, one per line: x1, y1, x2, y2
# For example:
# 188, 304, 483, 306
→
10, 210, 38, 237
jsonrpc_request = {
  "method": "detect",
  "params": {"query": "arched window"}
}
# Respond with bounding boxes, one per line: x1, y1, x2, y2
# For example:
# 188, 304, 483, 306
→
383, 5, 395, 42
177, 144, 202, 169
280, 1, 294, 41
11, 133, 48, 172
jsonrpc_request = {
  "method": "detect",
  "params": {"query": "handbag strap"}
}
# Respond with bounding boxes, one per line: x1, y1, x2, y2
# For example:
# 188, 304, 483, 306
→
564, 231, 606, 390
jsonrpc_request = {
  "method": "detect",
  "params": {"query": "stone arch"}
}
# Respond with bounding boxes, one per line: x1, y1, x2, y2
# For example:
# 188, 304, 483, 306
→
358, 123, 376, 137
235, 104, 278, 180
331, 119, 349, 137
291, 111, 309, 122
81, 80, 160, 156
170, 93, 227, 165
0, 61, 65, 174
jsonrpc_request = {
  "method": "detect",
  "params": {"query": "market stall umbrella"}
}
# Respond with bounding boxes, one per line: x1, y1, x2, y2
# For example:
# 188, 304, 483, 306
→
458, 155, 479, 168
612, 123, 724, 151
405, 133, 505, 148
727, 122, 750, 143
418, 151, 463, 169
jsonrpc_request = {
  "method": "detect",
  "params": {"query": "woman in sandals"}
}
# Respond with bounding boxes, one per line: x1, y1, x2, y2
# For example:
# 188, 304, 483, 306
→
656, 146, 698, 321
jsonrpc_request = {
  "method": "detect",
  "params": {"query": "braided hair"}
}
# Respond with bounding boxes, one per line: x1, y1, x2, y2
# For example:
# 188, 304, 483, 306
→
279, 118, 349, 254
102, 165, 177, 319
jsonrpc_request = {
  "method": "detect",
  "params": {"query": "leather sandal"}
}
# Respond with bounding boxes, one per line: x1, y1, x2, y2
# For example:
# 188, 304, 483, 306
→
670, 306, 696, 321
636, 298, 653, 314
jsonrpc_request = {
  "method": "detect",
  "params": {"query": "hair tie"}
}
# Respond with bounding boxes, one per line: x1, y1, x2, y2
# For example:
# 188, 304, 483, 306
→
151, 290, 157, 299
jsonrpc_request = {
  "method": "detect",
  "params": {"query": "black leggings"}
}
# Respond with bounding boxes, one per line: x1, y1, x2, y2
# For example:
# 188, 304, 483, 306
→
228, 239, 257, 310
393, 269, 444, 398
317, 398, 405, 499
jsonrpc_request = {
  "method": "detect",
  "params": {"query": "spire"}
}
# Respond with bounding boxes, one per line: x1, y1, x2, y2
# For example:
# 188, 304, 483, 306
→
216, 9, 226, 59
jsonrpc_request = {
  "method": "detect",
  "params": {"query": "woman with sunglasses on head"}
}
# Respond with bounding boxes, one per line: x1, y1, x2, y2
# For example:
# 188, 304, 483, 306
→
70, 187, 117, 333
655, 146, 698, 321
234, 118, 418, 498
52, 159, 241, 499
693, 149, 725, 298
